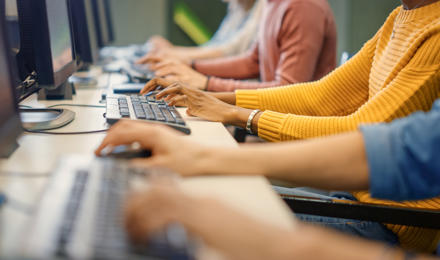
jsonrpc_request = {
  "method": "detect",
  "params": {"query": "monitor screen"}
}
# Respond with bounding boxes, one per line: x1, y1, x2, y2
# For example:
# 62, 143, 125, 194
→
46, 0, 73, 73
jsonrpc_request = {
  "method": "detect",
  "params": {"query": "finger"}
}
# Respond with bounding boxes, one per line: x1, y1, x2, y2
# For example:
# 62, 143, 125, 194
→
95, 121, 128, 155
155, 83, 183, 100
150, 60, 176, 71
155, 66, 179, 78
186, 109, 195, 117
140, 78, 172, 95
167, 95, 188, 107
136, 54, 162, 65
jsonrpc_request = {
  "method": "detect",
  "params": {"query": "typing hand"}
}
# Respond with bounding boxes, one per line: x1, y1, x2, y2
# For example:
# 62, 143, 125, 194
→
140, 78, 236, 123
145, 59, 207, 90
125, 184, 295, 260
147, 35, 173, 52
95, 120, 208, 176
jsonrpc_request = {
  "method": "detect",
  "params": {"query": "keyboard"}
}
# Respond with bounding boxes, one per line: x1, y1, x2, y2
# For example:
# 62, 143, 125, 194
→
55, 160, 194, 260
105, 94, 191, 135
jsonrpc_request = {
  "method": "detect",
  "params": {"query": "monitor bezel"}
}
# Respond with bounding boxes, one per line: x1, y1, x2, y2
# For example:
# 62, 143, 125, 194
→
68, 0, 100, 66
0, 0, 23, 157
92, 0, 114, 48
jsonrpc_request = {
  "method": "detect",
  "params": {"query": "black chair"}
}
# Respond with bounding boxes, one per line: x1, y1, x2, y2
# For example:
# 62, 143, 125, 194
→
282, 194, 440, 229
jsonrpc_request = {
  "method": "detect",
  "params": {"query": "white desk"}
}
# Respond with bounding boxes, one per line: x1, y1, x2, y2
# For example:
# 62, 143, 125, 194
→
0, 73, 296, 258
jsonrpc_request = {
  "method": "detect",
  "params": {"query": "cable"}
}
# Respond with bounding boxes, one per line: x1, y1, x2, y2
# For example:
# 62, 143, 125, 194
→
0, 171, 51, 178
24, 129, 108, 135
47, 104, 105, 109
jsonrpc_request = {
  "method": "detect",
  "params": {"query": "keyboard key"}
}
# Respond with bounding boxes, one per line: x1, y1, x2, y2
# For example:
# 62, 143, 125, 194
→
142, 104, 156, 120
150, 104, 166, 121
160, 107, 176, 123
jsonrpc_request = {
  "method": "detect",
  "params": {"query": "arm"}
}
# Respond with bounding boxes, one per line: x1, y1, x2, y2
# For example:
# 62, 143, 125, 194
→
235, 35, 376, 116
361, 100, 440, 201
97, 102, 440, 196
125, 185, 429, 260
194, 44, 260, 80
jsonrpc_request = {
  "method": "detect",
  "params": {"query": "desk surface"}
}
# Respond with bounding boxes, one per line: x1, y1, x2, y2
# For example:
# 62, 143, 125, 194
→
0, 72, 296, 258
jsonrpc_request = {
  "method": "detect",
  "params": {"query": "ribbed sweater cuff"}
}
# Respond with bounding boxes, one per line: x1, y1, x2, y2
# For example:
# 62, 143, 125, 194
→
258, 111, 289, 142
235, 90, 260, 109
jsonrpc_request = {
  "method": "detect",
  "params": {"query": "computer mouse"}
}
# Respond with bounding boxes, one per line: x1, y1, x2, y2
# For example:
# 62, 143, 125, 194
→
101, 145, 152, 159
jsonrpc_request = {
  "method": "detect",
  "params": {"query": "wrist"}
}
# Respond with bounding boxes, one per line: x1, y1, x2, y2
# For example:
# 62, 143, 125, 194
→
222, 106, 252, 128
198, 75, 209, 90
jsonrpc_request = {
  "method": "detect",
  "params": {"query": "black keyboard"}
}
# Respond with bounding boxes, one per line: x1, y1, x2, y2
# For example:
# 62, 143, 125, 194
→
106, 94, 191, 135
122, 63, 155, 83
56, 161, 194, 260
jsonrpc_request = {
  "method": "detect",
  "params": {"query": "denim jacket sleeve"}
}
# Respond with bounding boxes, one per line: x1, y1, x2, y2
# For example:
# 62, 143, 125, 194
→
360, 100, 440, 201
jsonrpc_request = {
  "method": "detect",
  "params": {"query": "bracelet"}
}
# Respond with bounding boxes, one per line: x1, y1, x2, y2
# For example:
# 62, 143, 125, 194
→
246, 109, 260, 135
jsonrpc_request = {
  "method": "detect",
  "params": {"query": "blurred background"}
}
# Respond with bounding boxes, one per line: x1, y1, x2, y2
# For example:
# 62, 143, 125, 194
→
109, 0, 399, 59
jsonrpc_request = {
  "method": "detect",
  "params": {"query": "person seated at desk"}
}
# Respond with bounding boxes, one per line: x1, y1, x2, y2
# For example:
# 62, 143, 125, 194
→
138, 0, 337, 91
140, 0, 440, 143
145, 0, 263, 64
96, 97, 440, 255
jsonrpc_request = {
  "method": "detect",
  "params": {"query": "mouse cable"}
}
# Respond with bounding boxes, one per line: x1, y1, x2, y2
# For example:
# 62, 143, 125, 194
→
24, 129, 109, 135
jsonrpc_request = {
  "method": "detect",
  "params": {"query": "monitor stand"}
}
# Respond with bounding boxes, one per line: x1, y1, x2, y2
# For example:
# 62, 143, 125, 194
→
20, 108, 76, 131
69, 65, 99, 87
38, 81, 75, 100
0, 141, 19, 158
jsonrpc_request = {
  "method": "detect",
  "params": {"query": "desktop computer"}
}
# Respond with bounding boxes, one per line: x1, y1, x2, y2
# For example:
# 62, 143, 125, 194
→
14, 0, 76, 130
16, 0, 77, 100
0, 0, 22, 158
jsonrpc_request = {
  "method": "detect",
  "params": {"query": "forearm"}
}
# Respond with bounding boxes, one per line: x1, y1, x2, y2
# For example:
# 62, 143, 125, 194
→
194, 52, 259, 79
199, 131, 370, 191
183, 47, 224, 61
210, 92, 236, 105
289, 225, 403, 260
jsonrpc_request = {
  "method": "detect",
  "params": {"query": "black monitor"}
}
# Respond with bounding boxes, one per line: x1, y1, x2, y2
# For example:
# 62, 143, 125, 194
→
92, 0, 115, 48
17, 0, 76, 99
0, 0, 22, 158
69, 0, 100, 67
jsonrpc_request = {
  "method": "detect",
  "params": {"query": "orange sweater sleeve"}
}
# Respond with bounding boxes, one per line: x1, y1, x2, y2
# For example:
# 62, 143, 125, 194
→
236, 33, 440, 142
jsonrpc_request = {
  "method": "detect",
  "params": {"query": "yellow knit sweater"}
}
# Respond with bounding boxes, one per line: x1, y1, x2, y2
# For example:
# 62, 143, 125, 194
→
236, 4, 440, 252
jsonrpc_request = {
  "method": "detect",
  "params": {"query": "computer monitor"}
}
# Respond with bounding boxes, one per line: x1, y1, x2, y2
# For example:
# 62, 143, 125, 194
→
0, 0, 22, 158
92, 0, 115, 48
69, 0, 100, 67
16, 0, 76, 99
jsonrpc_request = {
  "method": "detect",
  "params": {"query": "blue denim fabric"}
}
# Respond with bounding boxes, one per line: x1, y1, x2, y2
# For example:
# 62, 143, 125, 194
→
274, 187, 399, 245
360, 100, 440, 201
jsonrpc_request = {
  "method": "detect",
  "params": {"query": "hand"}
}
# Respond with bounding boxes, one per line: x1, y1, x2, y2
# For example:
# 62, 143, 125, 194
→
148, 35, 173, 51
138, 57, 208, 90
140, 78, 237, 123
124, 184, 190, 244
95, 120, 211, 176
125, 184, 296, 260
136, 52, 191, 66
